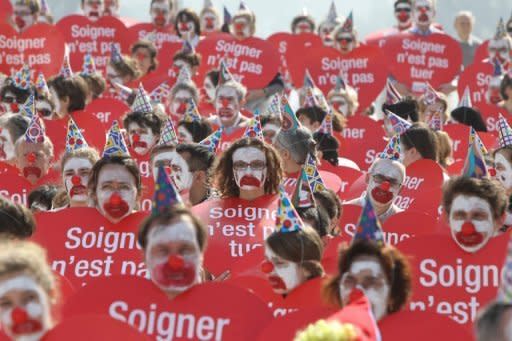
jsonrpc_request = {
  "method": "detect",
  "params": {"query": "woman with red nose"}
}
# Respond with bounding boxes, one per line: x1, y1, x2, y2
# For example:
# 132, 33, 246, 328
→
12, 0, 40, 32
139, 166, 208, 299
175, 9, 201, 47
230, 4, 255, 40
200, 0, 220, 36
214, 137, 283, 201
0, 240, 58, 340
261, 189, 324, 296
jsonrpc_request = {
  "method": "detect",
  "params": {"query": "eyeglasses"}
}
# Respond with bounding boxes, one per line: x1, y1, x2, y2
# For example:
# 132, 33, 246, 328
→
395, 8, 411, 13
233, 160, 266, 171
337, 37, 353, 43
372, 174, 400, 187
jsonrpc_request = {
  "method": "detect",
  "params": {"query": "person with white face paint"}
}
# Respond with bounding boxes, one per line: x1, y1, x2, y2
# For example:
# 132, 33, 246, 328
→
409, 0, 443, 36
317, 2, 342, 47
150, 0, 173, 29
230, 9, 255, 40
0, 241, 58, 340
139, 207, 208, 299
12, 0, 39, 32
175, 9, 201, 46
261, 115, 281, 145
323, 240, 412, 321
290, 10, 316, 35
333, 13, 358, 55
442, 176, 507, 253
88, 157, 141, 224
122, 112, 162, 157
169, 84, 199, 121
200, 6, 220, 35
327, 87, 359, 118
487, 19, 512, 67
0, 114, 29, 165
214, 137, 283, 201
393, 0, 413, 32
81, 0, 104, 22
103, 0, 119, 17
59, 148, 99, 208
262, 225, 324, 296
210, 81, 250, 133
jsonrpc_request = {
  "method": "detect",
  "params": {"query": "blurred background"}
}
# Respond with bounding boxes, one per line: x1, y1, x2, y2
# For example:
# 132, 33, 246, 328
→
49, 0, 511, 40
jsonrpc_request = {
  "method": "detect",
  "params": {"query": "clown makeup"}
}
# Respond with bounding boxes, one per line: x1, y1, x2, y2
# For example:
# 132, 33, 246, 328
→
367, 160, 403, 209
152, 151, 193, 192
132, 47, 152, 76
0, 127, 15, 162
36, 100, 54, 120
319, 22, 336, 47
338, 257, 390, 321
232, 147, 267, 191
335, 32, 355, 54
96, 164, 137, 223
127, 122, 158, 156
145, 219, 202, 294
170, 90, 193, 117
494, 152, 512, 192
262, 123, 280, 145
1, 91, 19, 114
423, 101, 444, 121
329, 95, 349, 116
0, 275, 52, 341
177, 18, 196, 40
486, 79, 503, 105
63, 157, 93, 204
173, 59, 188, 72
263, 246, 303, 295
200, 11, 219, 33
83, 0, 104, 21
177, 125, 194, 144
203, 77, 216, 102
151, 1, 170, 28
13, 4, 35, 32
413, 0, 434, 28
394, 2, 412, 29
294, 19, 313, 34
215, 86, 240, 127
17, 143, 51, 184
103, 0, 119, 16
488, 39, 511, 65
449, 195, 495, 253
232, 16, 251, 39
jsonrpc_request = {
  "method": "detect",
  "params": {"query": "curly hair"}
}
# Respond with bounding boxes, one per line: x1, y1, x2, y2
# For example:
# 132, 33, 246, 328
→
322, 241, 412, 314
213, 137, 283, 198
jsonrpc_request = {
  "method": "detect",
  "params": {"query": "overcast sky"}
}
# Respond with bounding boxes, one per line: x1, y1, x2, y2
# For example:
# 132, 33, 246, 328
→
50, 0, 511, 40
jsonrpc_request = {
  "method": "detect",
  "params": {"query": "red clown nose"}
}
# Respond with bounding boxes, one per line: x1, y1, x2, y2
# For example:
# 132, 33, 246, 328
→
379, 181, 391, 192
11, 307, 28, 324
26, 152, 36, 163
221, 98, 230, 107
132, 134, 140, 143
461, 221, 476, 236
109, 193, 122, 205
71, 175, 82, 186
261, 260, 274, 274
167, 255, 185, 271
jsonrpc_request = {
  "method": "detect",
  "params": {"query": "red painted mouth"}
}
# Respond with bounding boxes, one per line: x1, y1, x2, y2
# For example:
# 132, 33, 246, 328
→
153, 256, 196, 288
455, 222, 485, 247
397, 12, 410, 22
371, 186, 393, 204
419, 13, 429, 22
103, 195, 129, 218
133, 141, 148, 149
15, 17, 26, 29
0, 147, 5, 159
10, 308, 42, 335
268, 275, 286, 290
70, 185, 87, 197
23, 167, 41, 179
88, 11, 100, 18
155, 16, 166, 27
240, 175, 261, 187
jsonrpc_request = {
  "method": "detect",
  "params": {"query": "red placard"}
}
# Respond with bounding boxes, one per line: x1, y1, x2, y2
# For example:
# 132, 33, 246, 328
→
457, 61, 494, 109
127, 23, 180, 49
473, 40, 489, 64
150, 41, 184, 83
31, 208, 148, 287
196, 34, 280, 89
444, 123, 497, 162
56, 15, 131, 71
397, 233, 508, 332
63, 277, 272, 341
297, 45, 388, 111
85, 98, 131, 129
383, 33, 462, 91
191, 194, 279, 276
0, 171, 32, 206
0, 23, 65, 78
319, 163, 364, 200
0, 0, 12, 23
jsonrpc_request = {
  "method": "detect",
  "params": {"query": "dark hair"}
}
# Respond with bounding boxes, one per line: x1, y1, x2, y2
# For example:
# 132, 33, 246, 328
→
296, 206, 329, 237
173, 51, 202, 69
131, 40, 159, 73
177, 119, 212, 142
175, 8, 201, 37
296, 106, 327, 125
442, 176, 507, 221
314, 189, 343, 223
313, 132, 340, 166
2, 114, 30, 142
150, 0, 173, 10
394, 0, 412, 8
401, 122, 438, 161
450, 107, 487, 132
79, 73, 106, 100
138, 206, 207, 251
110, 55, 141, 80
15, 0, 40, 13
205, 69, 220, 87
382, 96, 419, 122
323, 241, 412, 313
500, 74, 512, 100
123, 111, 163, 136
0, 78, 33, 104
291, 15, 315, 33
476, 301, 512, 341
176, 143, 215, 172
27, 185, 59, 212
47, 75, 88, 113
87, 156, 142, 205
0, 196, 36, 238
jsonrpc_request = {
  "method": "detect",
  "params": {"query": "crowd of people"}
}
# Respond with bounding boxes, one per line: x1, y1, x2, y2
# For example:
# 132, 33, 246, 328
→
0, 0, 512, 339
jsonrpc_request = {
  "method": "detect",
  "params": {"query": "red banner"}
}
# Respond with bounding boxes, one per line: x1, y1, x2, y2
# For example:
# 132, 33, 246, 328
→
85, 98, 131, 130
127, 23, 180, 50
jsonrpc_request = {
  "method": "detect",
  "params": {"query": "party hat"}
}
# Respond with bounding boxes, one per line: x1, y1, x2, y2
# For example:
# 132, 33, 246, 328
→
131, 83, 153, 113
66, 117, 89, 152
302, 85, 320, 108
243, 111, 263, 140
334, 74, 347, 92
181, 40, 195, 55
149, 82, 171, 104
378, 134, 401, 161
112, 81, 134, 102
40, 0, 51, 15
497, 232, 512, 303
218, 59, 234, 84
292, 169, 315, 208
102, 120, 130, 157
199, 129, 222, 153
239, 1, 249, 11
493, 58, 504, 77
276, 186, 304, 233
340, 11, 353, 33
183, 98, 202, 123
427, 111, 443, 131
352, 198, 385, 246
462, 127, 489, 179
385, 109, 412, 134
19, 92, 35, 118
110, 43, 123, 64
303, 69, 316, 88
157, 118, 179, 146
497, 113, 512, 148
423, 82, 441, 105
385, 77, 402, 105
152, 165, 184, 215
495, 18, 508, 40
280, 95, 302, 132
24, 115, 46, 144
223, 6, 232, 26
317, 109, 334, 135
12, 64, 32, 90
81, 53, 97, 76
303, 154, 326, 193
326, 1, 338, 23
59, 52, 73, 79
176, 65, 193, 85
458, 86, 472, 108
35, 72, 49, 96
265, 93, 282, 118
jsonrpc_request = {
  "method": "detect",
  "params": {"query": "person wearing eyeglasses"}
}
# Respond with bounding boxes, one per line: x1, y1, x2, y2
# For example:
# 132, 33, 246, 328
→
333, 14, 358, 55
393, 0, 413, 32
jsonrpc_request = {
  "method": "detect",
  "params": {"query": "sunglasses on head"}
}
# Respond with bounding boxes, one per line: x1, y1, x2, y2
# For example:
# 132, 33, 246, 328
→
395, 8, 411, 13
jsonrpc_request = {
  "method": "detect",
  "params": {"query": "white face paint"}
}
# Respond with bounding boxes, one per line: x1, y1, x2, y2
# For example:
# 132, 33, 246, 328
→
201, 11, 219, 33
0, 127, 15, 161
367, 159, 403, 209
63, 157, 93, 204
319, 22, 336, 46
495, 152, 512, 191
0, 275, 51, 340
394, 2, 412, 28
177, 125, 194, 143
171, 90, 192, 116
36, 100, 53, 119
329, 95, 349, 116
413, 0, 434, 27
49, 87, 61, 116
203, 77, 216, 102
488, 39, 511, 64
264, 246, 302, 294
215, 86, 240, 127
127, 122, 157, 156
262, 123, 280, 144
151, 1, 170, 27
338, 259, 390, 321
151, 151, 193, 192
294, 19, 313, 34
83, 0, 104, 21
449, 195, 495, 253
177, 20, 196, 39
13, 5, 34, 32
96, 164, 137, 223
232, 147, 267, 191
232, 17, 251, 39
335, 32, 355, 54
145, 220, 202, 293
